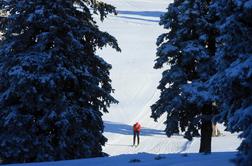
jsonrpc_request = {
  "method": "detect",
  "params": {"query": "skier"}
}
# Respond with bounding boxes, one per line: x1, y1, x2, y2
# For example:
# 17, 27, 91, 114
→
212, 123, 221, 137
133, 122, 141, 147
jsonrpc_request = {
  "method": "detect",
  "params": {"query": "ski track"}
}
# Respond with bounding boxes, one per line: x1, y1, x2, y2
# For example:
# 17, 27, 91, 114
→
96, 0, 241, 157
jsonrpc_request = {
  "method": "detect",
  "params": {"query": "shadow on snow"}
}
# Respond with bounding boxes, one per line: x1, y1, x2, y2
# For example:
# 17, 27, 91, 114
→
104, 121, 165, 136
117, 10, 165, 18
117, 16, 159, 23
116, 10, 165, 23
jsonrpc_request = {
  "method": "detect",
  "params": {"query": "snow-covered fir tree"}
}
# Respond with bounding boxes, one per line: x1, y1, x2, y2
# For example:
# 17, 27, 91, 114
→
207, 0, 252, 165
151, 0, 217, 153
0, 0, 120, 164
176, 0, 252, 164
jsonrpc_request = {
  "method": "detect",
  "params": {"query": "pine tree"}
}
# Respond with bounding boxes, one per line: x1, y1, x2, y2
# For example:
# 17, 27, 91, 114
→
0, 0, 120, 164
208, 0, 252, 165
151, 0, 216, 153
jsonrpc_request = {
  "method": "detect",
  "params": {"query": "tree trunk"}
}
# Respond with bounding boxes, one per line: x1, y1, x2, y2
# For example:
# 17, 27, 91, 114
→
199, 120, 212, 154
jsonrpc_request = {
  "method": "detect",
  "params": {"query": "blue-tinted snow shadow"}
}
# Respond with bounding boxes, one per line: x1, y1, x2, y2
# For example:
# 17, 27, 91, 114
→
104, 121, 165, 136
117, 16, 159, 23
12, 152, 237, 165
110, 152, 237, 165
117, 11, 165, 18
116, 10, 165, 23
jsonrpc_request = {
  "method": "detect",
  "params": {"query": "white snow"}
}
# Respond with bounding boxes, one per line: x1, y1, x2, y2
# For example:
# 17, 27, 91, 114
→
98, 0, 169, 125
3, 0, 242, 165
4, 152, 239, 166
96, 0, 241, 161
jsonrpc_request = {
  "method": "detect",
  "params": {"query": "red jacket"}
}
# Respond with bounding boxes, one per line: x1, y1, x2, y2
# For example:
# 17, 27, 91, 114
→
133, 123, 141, 132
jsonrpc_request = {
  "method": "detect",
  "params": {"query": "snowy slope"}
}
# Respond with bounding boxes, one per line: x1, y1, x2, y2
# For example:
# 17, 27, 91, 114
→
98, 0, 169, 126
97, 0, 172, 155
5, 152, 238, 166
96, 0, 181, 155
97, 0, 241, 156
3, 0, 242, 166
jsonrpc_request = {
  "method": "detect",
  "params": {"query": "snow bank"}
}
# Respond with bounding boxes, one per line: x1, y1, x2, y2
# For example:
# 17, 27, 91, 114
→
4, 152, 237, 166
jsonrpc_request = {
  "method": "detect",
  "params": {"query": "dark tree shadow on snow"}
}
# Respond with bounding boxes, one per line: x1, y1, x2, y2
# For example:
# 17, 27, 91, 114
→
117, 11, 165, 18
117, 16, 159, 23
116, 10, 165, 23
104, 121, 165, 136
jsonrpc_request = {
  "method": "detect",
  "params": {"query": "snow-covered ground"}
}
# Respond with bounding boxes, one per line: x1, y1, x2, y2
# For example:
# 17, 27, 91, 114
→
3, 0, 242, 165
98, 0, 241, 157
99, 0, 171, 156
5, 152, 239, 166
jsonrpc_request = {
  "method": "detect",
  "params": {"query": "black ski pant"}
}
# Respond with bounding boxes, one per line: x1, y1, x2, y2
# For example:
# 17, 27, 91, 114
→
133, 131, 140, 145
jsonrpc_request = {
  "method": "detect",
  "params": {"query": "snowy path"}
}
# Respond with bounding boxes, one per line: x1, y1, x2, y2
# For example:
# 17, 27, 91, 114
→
97, 0, 241, 156
97, 0, 179, 155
